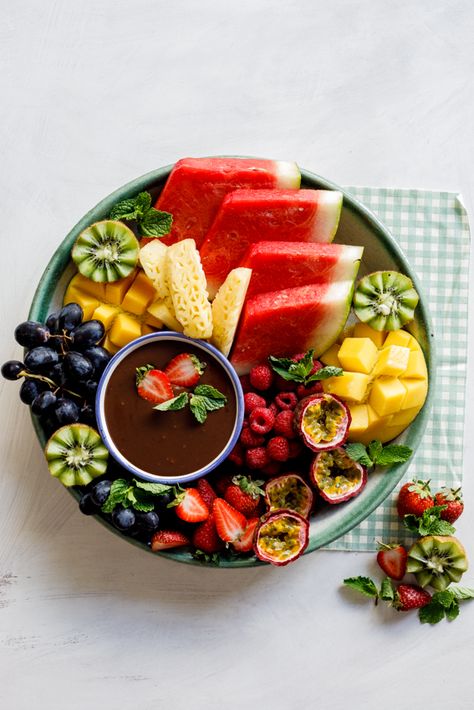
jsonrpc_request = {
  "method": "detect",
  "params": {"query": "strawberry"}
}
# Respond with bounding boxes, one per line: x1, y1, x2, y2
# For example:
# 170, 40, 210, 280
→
213, 472, 233, 496
434, 486, 464, 523
192, 512, 224, 553
224, 475, 264, 517
172, 488, 209, 523
213, 498, 247, 542
395, 584, 432, 611
164, 353, 205, 387
136, 365, 174, 404
151, 529, 190, 551
396, 479, 434, 518
197, 478, 218, 509
232, 517, 260, 552
376, 542, 407, 581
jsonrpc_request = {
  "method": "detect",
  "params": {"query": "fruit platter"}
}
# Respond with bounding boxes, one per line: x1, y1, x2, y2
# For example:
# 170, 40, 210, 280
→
2, 157, 434, 567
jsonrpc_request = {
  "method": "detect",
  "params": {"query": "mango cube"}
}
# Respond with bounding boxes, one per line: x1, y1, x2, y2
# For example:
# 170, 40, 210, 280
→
320, 343, 341, 368
348, 404, 369, 437
352, 322, 386, 348
375, 345, 410, 377
121, 271, 156, 315
109, 313, 142, 348
337, 337, 379, 374
401, 379, 428, 409
92, 303, 120, 330
105, 271, 137, 304
387, 406, 421, 427
322, 371, 370, 402
369, 377, 407, 416
64, 288, 99, 320
404, 350, 427, 379
383, 329, 412, 349
70, 274, 106, 300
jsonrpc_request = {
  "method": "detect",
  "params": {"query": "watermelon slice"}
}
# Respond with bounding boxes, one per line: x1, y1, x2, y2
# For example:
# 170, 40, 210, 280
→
241, 241, 363, 297
155, 157, 300, 248
200, 189, 343, 297
230, 282, 356, 375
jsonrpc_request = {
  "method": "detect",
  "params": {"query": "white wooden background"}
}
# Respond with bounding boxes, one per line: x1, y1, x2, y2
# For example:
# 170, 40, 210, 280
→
1, 2, 473, 708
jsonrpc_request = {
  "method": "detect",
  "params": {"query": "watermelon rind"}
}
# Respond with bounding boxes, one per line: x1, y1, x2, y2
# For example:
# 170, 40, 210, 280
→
275, 161, 301, 189
311, 190, 343, 243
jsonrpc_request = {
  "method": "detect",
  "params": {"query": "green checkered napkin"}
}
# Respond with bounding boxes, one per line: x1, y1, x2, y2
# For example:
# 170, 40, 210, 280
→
324, 187, 471, 551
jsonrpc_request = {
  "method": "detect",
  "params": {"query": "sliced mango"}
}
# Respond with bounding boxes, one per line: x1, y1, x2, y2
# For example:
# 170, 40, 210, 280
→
369, 377, 407, 416
109, 313, 142, 348
352, 322, 386, 347
375, 345, 410, 377
320, 343, 341, 368
338, 338, 378, 374
322, 371, 370, 403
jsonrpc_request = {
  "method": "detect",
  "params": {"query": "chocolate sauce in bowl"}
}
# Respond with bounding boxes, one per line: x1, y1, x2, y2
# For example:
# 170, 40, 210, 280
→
103, 341, 237, 478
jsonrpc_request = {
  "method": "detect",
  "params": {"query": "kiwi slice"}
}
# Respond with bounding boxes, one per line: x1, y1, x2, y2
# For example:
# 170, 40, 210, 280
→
45, 424, 109, 487
72, 220, 139, 283
407, 535, 468, 591
353, 270, 419, 331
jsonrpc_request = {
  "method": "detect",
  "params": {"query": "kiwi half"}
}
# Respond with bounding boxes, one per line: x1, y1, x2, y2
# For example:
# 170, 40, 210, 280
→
407, 535, 468, 591
72, 220, 139, 283
45, 424, 109, 487
353, 270, 419, 331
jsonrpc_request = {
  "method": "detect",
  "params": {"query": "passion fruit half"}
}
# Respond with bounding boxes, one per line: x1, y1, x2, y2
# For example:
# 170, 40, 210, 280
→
294, 393, 351, 452
265, 474, 313, 518
310, 447, 367, 504
254, 510, 309, 566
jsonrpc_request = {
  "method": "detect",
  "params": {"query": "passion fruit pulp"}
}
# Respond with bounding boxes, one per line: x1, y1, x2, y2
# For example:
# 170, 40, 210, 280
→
254, 510, 309, 566
265, 474, 313, 518
310, 447, 367, 504
294, 393, 351, 452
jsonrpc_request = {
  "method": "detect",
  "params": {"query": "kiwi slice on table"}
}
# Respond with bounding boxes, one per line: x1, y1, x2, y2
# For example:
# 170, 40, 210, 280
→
353, 270, 419, 331
72, 220, 139, 283
407, 535, 468, 591
45, 424, 109, 487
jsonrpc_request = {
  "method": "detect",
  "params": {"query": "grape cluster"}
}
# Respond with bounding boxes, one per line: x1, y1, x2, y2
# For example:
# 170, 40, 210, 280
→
1, 303, 111, 435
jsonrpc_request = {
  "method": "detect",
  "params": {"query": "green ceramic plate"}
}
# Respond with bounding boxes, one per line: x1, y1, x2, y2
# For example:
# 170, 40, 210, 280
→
28, 161, 434, 567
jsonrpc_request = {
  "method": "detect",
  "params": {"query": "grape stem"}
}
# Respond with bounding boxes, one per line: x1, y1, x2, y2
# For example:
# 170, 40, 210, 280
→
18, 370, 82, 400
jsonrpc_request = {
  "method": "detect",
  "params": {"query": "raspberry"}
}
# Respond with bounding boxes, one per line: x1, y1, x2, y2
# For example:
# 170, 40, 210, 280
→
244, 392, 266, 415
275, 374, 297, 392
275, 391, 298, 410
227, 442, 244, 467
288, 440, 304, 459
273, 410, 296, 439
246, 446, 270, 470
249, 407, 275, 435
267, 436, 290, 462
242, 418, 249, 429
268, 401, 279, 417
249, 364, 274, 391
240, 427, 266, 448
261, 461, 282, 477
296, 381, 323, 399
239, 374, 252, 393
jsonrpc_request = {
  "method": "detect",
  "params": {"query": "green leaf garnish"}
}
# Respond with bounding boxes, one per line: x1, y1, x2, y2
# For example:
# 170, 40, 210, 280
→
189, 385, 227, 423
343, 576, 379, 599
268, 349, 343, 386
109, 191, 173, 238
345, 442, 373, 468
449, 586, 474, 600
403, 506, 455, 536
374, 445, 413, 466
101, 478, 172, 514
133, 480, 173, 495
380, 577, 395, 602
153, 392, 189, 411
192, 550, 221, 565
306, 365, 344, 382
345, 440, 413, 469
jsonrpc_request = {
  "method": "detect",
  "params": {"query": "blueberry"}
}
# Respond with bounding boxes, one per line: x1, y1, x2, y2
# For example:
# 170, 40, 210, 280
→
24, 347, 59, 372
1, 360, 24, 380
19, 379, 46, 404
58, 303, 83, 332
154, 490, 174, 511
83, 346, 110, 377
31, 390, 57, 415
136, 510, 160, 533
90, 479, 112, 507
112, 507, 136, 532
71, 321, 105, 350
54, 398, 80, 425
14, 321, 50, 348
79, 492, 99, 516
63, 351, 94, 382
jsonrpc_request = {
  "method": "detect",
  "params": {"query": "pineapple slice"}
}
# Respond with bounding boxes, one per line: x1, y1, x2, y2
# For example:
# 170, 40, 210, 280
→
147, 300, 183, 333
211, 268, 252, 357
139, 239, 170, 300
166, 239, 213, 339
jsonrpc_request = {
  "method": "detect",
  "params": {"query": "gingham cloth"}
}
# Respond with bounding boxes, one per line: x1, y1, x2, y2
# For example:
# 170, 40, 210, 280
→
324, 187, 471, 551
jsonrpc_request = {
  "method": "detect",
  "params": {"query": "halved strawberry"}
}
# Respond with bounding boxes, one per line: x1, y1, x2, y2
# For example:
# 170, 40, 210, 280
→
165, 353, 206, 387
151, 529, 190, 551
213, 498, 247, 543
192, 512, 224, 554
376, 542, 408, 581
136, 365, 174, 404
171, 488, 209, 523
232, 517, 259, 552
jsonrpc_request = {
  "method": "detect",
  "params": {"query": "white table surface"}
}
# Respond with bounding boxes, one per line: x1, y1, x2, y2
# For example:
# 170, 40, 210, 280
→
1, 2, 473, 708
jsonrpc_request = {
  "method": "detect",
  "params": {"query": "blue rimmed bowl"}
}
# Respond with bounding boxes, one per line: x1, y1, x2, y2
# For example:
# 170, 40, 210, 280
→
95, 331, 244, 485
28, 159, 434, 567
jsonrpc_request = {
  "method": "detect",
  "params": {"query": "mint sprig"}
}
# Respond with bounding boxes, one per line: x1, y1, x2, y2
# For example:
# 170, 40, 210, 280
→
403, 505, 455, 536
109, 191, 173, 238
268, 349, 342, 385
345, 440, 412, 469
189, 384, 227, 423
153, 392, 189, 411
101, 478, 172, 514
419, 586, 474, 624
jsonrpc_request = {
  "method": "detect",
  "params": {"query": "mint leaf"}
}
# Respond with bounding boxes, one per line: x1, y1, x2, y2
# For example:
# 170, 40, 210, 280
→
194, 384, 226, 400
189, 395, 210, 423
368, 440, 383, 463
445, 600, 460, 621
133, 480, 173, 495
127, 488, 155, 512
268, 355, 300, 382
192, 550, 221, 565
343, 576, 378, 599
306, 365, 343, 382
290, 349, 315, 380
345, 443, 373, 468
433, 590, 456, 609
101, 479, 132, 513
419, 601, 446, 625
450, 586, 474, 601
380, 577, 395, 601
139, 208, 173, 237
373, 444, 413, 467
403, 507, 455, 536
153, 392, 189, 411
109, 198, 140, 221
134, 191, 152, 216
189, 385, 227, 424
